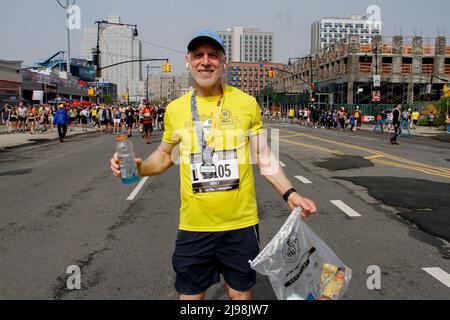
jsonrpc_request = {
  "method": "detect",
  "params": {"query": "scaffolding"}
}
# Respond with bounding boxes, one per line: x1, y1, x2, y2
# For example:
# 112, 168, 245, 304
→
269, 34, 450, 114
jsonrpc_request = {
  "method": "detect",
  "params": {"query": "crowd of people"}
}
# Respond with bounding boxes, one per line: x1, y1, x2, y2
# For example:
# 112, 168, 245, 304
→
263, 105, 435, 133
1, 102, 166, 143
263, 106, 363, 131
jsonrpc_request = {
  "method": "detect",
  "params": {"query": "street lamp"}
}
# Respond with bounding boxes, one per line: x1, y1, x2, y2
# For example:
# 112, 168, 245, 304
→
93, 20, 139, 79
92, 19, 138, 104
56, 0, 75, 77
146, 63, 150, 104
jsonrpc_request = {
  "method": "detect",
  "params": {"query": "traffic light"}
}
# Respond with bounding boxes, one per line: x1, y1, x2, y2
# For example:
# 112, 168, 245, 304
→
162, 63, 172, 73
88, 88, 95, 96
268, 70, 275, 78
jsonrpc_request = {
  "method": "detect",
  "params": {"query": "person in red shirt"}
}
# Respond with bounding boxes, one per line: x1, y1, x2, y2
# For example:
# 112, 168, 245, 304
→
141, 104, 154, 144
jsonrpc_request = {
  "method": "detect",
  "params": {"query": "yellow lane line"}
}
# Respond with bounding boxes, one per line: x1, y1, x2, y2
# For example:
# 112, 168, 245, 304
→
279, 134, 303, 139
365, 155, 385, 160
380, 154, 450, 174
275, 128, 450, 175
371, 159, 450, 179
278, 138, 346, 156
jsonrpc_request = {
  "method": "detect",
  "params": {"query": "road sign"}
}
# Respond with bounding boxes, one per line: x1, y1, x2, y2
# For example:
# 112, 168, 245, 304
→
372, 91, 381, 102
373, 75, 381, 87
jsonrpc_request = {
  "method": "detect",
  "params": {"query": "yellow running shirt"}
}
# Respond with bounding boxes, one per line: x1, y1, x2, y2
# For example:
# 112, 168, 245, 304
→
163, 85, 263, 232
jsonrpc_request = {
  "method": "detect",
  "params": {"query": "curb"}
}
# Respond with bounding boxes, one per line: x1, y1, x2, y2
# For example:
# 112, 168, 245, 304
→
0, 130, 99, 152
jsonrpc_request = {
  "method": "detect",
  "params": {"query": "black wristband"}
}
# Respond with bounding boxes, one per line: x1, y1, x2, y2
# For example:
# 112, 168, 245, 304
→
283, 188, 297, 202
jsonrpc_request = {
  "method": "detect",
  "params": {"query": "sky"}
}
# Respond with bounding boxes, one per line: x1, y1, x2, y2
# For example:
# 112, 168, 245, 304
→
1, 0, 449, 76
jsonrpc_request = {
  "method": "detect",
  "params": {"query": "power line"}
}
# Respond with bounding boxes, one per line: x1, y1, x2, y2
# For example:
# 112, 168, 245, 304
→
105, 28, 185, 55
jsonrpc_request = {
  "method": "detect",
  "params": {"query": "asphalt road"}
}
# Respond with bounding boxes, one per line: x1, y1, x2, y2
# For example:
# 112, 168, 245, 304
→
0, 124, 450, 300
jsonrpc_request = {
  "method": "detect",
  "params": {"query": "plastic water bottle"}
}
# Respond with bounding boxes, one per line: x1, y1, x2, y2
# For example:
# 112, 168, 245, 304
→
116, 135, 141, 184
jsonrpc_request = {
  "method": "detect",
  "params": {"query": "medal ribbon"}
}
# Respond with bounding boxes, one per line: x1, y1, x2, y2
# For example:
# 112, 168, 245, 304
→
190, 88, 224, 164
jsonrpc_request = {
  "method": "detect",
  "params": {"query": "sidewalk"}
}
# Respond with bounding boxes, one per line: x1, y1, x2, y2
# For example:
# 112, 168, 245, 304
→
0, 125, 97, 150
360, 124, 447, 137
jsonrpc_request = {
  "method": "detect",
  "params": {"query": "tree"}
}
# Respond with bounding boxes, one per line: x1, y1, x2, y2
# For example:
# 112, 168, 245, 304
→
272, 90, 279, 107
102, 94, 113, 105
437, 96, 450, 127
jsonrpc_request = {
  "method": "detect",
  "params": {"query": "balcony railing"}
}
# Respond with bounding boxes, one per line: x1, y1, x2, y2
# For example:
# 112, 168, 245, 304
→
381, 63, 392, 74
403, 45, 412, 55
445, 64, 450, 75
423, 45, 435, 55
359, 62, 372, 73
422, 64, 434, 75
360, 44, 372, 53
402, 64, 412, 74
382, 44, 393, 54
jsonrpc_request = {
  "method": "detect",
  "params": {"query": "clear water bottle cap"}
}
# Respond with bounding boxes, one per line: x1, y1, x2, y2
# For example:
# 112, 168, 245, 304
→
116, 135, 128, 141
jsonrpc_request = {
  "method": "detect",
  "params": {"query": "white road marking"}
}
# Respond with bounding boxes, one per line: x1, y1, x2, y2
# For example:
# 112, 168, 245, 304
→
295, 176, 313, 184
127, 177, 150, 201
279, 161, 286, 167
423, 268, 450, 288
330, 200, 362, 217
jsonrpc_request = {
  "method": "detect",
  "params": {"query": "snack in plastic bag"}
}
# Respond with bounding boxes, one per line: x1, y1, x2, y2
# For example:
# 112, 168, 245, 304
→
250, 208, 352, 300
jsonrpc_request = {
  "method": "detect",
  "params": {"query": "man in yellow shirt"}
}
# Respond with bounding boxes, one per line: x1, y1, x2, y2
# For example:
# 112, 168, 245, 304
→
288, 107, 296, 124
110, 31, 316, 300
411, 110, 420, 130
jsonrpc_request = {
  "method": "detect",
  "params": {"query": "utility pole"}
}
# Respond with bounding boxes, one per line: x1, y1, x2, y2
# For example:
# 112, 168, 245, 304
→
172, 78, 176, 100
160, 76, 163, 103
146, 63, 150, 104
57, 0, 75, 77
373, 43, 380, 109
93, 20, 138, 79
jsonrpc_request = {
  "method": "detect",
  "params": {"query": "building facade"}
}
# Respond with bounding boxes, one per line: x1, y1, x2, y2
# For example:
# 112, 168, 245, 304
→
0, 59, 22, 107
271, 34, 450, 112
311, 15, 382, 55
218, 27, 274, 63
80, 16, 142, 100
21, 69, 93, 104
225, 62, 283, 97
148, 73, 190, 102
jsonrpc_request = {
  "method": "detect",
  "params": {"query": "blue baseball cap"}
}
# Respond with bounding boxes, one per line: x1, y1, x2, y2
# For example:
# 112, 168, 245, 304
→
187, 31, 225, 53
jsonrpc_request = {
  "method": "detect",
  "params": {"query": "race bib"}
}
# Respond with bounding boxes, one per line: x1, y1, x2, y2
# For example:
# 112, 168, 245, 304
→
190, 150, 240, 193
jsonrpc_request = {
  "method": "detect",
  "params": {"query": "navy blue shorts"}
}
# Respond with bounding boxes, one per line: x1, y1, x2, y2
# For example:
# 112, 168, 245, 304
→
172, 225, 260, 296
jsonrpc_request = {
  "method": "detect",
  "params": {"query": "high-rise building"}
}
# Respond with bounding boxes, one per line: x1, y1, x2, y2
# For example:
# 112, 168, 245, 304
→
311, 15, 382, 54
217, 27, 274, 63
80, 16, 143, 100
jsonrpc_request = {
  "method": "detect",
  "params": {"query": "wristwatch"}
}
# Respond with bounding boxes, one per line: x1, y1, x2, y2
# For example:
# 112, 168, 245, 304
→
283, 188, 297, 202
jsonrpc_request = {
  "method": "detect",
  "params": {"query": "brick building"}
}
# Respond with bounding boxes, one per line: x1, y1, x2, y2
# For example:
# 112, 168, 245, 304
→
225, 62, 283, 97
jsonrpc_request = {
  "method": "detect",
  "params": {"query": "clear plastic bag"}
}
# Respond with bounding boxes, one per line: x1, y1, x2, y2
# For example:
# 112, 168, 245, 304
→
250, 208, 352, 300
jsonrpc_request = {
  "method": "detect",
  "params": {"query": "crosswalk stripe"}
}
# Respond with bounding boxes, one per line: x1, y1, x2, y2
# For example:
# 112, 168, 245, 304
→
330, 200, 362, 217
423, 268, 450, 288
295, 176, 312, 184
